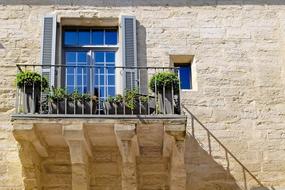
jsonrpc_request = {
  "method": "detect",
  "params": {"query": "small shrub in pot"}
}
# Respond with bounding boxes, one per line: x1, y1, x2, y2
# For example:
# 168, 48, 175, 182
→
16, 71, 48, 113
149, 72, 180, 114
48, 87, 67, 114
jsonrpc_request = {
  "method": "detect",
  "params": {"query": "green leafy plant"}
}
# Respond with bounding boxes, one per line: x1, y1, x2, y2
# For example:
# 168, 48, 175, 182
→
48, 88, 67, 102
81, 94, 91, 102
106, 96, 115, 103
70, 90, 81, 101
70, 90, 92, 102
124, 89, 138, 110
106, 94, 123, 104
139, 95, 149, 104
149, 71, 179, 93
16, 71, 48, 90
114, 94, 123, 103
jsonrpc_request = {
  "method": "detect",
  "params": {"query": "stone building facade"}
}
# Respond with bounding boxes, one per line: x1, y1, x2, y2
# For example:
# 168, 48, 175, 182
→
0, 0, 285, 190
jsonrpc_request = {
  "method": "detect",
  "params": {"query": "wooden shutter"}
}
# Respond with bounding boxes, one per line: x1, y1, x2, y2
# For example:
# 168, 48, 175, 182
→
121, 16, 137, 90
41, 15, 57, 87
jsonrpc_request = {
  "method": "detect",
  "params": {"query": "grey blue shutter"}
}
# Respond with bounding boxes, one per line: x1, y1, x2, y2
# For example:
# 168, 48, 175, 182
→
41, 15, 56, 87
121, 16, 137, 90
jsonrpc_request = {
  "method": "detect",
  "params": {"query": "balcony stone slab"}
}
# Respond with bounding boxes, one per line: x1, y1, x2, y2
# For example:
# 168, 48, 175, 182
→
11, 114, 187, 190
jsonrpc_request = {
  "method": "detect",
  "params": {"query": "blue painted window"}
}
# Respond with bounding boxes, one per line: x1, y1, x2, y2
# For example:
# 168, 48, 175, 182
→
176, 64, 192, 90
94, 51, 116, 100
65, 51, 116, 96
64, 27, 117, 111
64, 28, 118, 46
65, 51, 88, 94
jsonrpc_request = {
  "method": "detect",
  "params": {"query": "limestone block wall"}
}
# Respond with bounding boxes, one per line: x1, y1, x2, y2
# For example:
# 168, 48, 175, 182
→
0, 1, 285, 189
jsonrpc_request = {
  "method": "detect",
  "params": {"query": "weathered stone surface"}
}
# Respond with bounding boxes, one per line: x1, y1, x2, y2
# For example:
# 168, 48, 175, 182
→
0, 1, 285, 190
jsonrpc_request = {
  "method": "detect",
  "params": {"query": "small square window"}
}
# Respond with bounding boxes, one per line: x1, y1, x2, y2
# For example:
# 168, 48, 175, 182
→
175, 63, 192, 90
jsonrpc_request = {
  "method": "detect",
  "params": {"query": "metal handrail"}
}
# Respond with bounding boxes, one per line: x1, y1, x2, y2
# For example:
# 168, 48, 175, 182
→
182, 104, 266, 188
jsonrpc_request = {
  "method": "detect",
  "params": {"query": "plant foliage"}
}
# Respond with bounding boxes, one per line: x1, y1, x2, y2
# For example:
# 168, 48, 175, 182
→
16, 71, 48, 90
48, 88, 67, 101
149, 71, 179, 93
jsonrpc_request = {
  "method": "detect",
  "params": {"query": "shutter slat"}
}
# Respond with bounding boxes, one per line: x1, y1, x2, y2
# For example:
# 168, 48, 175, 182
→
41, 15, 56, 87
121, 16, 137, 90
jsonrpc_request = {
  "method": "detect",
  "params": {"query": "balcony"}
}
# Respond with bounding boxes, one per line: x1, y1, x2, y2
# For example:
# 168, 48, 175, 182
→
14, 64, 183, 118
11, 64, 187, 190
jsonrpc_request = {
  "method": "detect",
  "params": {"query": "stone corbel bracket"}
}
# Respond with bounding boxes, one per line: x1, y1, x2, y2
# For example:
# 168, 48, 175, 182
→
114, 123, 139, 163
62, 123, 93, 190
164, 123, 186, 190
62, 123, 93, 159
13, 123, 48, 189
13, 123, 48, 158
114, 123, 139, 190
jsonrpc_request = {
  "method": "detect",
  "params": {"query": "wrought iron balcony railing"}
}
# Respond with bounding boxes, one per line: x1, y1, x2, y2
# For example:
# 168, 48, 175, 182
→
15, 64, 182, 116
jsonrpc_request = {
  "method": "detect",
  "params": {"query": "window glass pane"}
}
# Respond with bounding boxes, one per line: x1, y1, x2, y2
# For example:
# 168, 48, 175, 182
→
95, 64, 105, 74
94, 75, 104, 85
64, 30, 77, 45
95, 52, 104, 62
78, 29, 90, 45
92, 29, 104, 45
67, 75, 74, 85
77, 67, 87, 75
66, 52, 76, 62
108, 87, 115, 96
179, 65, 191, 90
83, 86, 87, 93
67, 87, 74, 94
77, 75, 83, 85
77, 75, 87, 84
105, 29, 117, 45
107, 67, 115, 74
107, 75, 115, 85
106, 52, 115, 62
78, 52, 87, 63
77, 87, 83, 93
66, 67, 74, 74
99, 87, 105, 97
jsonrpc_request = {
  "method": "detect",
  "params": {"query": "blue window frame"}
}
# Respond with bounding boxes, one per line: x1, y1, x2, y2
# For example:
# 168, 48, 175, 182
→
176, 64, 192, 90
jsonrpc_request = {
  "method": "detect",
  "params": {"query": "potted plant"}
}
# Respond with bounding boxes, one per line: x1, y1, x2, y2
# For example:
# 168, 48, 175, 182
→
149, 72, 179, 114
71, 91, 97, 114
48, 87, 67, 114
104, 94, 124, 114
138, 95, 155, 115
16, 71, 48, 113
124, 89, 157, 115
104, 90, 155, 115
124, 89, 138, 114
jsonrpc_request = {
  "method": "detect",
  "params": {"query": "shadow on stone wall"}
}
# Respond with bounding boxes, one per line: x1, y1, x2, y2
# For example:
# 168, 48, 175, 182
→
183, 105, 272, 190
2, 0, 285, 6
186, 134, 242, 190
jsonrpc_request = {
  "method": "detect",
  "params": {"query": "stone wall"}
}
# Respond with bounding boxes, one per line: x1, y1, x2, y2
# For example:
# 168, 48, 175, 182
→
0, 1, 285, 189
